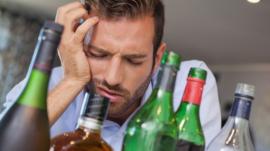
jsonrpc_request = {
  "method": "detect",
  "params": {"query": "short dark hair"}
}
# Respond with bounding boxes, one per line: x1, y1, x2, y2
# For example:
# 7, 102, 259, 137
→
87, 0, 165, 55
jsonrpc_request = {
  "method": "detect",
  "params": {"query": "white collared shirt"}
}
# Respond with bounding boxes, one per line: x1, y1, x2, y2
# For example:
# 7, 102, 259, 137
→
3, 60, 221, 151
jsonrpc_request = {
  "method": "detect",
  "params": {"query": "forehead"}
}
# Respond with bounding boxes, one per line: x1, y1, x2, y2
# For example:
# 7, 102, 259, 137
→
91, 16, 155, 54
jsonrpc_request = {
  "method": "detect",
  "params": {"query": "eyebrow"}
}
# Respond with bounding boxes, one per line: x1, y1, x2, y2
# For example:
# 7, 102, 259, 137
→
88, 44, 148, 59
87, 44, 113, 55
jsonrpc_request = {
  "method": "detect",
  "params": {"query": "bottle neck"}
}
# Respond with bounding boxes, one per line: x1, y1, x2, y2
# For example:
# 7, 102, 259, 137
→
17, 28, 59, 110
175, 102, 204, 145
26, 28, 59, 78
177, 102, 200, 116
78, 117, 102, 132
230, 94, 253, 120
182, 77, 205, 105
155, 65, 177, 93
77, 92, 110, 131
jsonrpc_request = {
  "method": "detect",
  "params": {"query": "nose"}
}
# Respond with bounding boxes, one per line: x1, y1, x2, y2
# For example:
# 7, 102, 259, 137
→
104, 56, 124, 87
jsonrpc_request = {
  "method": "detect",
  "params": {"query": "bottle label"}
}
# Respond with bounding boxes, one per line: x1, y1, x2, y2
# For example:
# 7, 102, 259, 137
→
182, 78, 205, 105
230, 98, 252, 120
82, 94, 110, 122
17, 70, 48, 110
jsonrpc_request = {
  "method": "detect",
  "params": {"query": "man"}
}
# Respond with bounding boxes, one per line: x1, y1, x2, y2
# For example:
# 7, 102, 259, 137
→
4, 0, 221, 150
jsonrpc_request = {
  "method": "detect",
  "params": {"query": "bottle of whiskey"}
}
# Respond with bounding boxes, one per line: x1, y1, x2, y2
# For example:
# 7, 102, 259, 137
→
0, 21, 63, 151
50, 83, 112, 151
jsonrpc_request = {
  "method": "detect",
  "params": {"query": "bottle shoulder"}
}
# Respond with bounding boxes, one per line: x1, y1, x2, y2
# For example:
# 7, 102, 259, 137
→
207, 117, 255, 151
64, 134, 113, 151
50, 128, 85, 149
131, 95, 175, 124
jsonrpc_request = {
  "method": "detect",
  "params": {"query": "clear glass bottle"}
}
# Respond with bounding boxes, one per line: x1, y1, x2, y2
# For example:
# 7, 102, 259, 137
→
207, 83, 255, 151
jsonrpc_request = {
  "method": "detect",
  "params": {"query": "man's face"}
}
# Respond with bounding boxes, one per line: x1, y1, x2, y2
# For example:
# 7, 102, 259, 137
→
84, 16, 158, 119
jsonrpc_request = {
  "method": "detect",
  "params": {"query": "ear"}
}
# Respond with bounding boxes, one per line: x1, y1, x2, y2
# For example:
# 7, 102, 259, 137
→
153, 41, 167, 74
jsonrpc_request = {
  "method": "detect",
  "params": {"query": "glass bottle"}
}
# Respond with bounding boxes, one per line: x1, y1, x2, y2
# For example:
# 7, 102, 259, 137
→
0, 21, 63, 151
175, 67, 207, 151
122, 51, 181, 151
50, 83, 112, 151
207, 83, 255, 151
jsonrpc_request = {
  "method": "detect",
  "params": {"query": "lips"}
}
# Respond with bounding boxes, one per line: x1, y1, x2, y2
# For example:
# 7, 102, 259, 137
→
96, 87, 123, 103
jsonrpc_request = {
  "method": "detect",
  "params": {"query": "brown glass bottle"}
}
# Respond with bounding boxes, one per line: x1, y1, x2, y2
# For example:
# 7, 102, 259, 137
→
0, 21, 63, 151
50, 84, 112, 151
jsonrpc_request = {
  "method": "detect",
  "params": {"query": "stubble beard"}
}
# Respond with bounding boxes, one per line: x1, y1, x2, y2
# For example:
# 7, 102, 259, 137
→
107, 72, 153, 119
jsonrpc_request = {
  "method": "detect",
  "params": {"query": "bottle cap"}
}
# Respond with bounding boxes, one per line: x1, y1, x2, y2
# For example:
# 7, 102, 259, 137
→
43, 21, 64, 34
235, 83, 255, 98
188, 67, 207, 81
166, 51, 181, 70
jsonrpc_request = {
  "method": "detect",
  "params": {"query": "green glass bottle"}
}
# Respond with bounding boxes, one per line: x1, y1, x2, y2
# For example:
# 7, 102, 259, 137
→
122, 51, 181, 151
0, 21, 63, 151
175, 67, 207, 151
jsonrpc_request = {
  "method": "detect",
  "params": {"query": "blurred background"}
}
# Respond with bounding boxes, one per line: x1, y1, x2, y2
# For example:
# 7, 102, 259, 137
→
0, 0, 269, 150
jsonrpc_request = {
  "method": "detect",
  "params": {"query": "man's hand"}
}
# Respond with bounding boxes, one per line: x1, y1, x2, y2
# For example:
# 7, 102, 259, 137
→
55, 1, 99, 85
47, 2, 99, 125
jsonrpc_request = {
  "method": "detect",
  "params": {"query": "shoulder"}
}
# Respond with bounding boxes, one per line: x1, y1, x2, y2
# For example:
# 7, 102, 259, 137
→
178, 60, 217, 89
179, 60, 212, 75
175, 59, 216, 90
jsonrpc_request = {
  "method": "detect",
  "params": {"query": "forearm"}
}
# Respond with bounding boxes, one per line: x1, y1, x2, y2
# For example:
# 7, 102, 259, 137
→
47, 78, 86, 126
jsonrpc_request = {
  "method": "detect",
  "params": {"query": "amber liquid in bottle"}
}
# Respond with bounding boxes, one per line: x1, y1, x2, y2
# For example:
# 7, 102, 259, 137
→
50, 85, 112, 151
60, 128, 112, 151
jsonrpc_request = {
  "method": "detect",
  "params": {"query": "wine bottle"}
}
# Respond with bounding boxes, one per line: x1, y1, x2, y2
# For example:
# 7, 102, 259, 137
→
207, 83, 255, 151
175, 67, 207, 151
0, 21, 63, 151
122, 51, 181, 151
50, 83, 112, 151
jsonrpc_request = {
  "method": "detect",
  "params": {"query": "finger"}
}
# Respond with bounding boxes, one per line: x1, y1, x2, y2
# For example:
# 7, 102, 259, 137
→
61, 8, 88, 41
55, 1, 84, 25
73, 17, 99, 44
65, 8, 88, 32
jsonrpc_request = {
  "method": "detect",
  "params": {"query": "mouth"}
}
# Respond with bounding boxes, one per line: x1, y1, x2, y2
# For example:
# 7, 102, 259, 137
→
96, 86, 124, 103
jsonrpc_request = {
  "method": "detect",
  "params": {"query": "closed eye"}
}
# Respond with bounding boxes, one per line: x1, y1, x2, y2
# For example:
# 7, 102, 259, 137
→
84, 49, 110, 59
126, 58, 143, 66
89, 51, 108, 58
